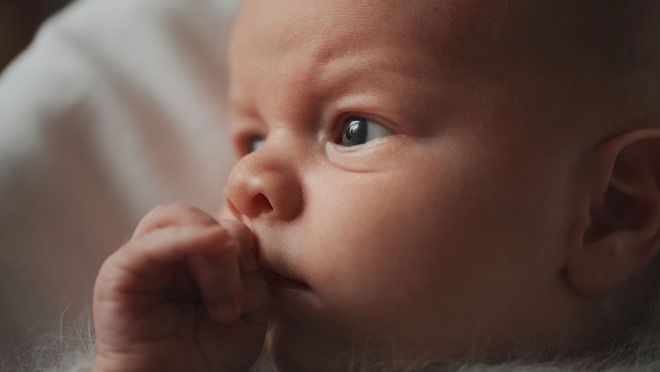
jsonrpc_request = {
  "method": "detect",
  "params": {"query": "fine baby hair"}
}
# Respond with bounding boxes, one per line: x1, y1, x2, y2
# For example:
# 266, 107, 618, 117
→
36, 0, 660, 371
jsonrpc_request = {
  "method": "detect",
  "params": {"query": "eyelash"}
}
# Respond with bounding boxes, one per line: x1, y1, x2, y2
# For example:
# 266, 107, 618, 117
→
332, 114, 394, 147
234, 134, 263, 156
235, 113, 394, 155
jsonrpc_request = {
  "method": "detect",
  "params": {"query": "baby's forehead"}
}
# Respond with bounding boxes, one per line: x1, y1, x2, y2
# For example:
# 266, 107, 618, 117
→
233, 1, 634, 74
232, 1, 658, 110
233, 1, 492, 51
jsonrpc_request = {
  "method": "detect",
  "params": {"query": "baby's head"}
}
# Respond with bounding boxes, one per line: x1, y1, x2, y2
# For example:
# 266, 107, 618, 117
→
221, 0, 660, 370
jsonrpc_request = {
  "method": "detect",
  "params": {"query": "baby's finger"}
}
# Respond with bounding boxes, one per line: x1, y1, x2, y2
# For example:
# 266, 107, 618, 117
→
218, 220, 266, 313
188, 246, 244, 323
240, 270, 269, 315
186, 220, 260, 323
133, 203, 218, 239
105, 225, 234, 288
219, 219, 259, 271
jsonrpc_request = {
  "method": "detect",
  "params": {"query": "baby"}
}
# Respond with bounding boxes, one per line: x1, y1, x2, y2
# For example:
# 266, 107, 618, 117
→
90, 0, 660, 371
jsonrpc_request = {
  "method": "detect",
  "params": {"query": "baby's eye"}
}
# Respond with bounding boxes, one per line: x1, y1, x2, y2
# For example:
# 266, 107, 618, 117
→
246, 135, 265, 154
338, 116, 393, 147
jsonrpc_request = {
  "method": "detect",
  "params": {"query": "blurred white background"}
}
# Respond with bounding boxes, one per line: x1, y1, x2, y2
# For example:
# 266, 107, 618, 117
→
0, 0, 73, 71
0, 0, 239, 368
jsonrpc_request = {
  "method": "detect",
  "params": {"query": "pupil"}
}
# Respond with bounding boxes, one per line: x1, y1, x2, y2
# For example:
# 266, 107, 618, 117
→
343, 118, 367, 146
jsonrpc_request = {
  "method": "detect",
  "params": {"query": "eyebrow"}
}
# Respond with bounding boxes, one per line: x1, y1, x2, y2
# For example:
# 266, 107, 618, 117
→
228, 40, 447, 135
313, 47, 438, 100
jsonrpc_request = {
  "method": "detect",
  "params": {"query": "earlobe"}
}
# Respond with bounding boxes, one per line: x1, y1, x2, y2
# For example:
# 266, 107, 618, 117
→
567, 129, 660, 296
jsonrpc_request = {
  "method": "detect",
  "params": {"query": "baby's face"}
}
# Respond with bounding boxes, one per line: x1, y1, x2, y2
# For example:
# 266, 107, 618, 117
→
224, 0, 601, 369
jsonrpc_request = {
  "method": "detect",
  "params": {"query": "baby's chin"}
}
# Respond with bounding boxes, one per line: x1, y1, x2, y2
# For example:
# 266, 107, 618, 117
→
263, 318, 574, 372
264, 317, 366, 371
265, 318, 327, 371
263, 317, 448, 372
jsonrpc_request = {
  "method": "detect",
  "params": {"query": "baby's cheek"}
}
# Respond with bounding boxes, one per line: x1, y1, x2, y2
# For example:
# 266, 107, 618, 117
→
299, 217, 501, 355
309, 209, 441, 320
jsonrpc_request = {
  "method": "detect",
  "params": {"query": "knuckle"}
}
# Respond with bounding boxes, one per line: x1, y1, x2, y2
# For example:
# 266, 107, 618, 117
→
220, 220, 255, 247
205, 224, 233, 244
152, 202, 188, 216
136, 203, 217, 237
153, 203, 217, 226
93, 262, 124, 301
200, 225, 241, 257
136, 204, 175, 228
218, 219, 244, 236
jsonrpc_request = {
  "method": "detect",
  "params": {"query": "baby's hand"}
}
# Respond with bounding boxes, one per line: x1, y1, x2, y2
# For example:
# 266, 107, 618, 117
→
92, 204, 268, 372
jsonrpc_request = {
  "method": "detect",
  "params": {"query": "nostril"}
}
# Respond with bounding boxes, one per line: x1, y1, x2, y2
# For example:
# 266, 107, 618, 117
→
252, 193, 273, 213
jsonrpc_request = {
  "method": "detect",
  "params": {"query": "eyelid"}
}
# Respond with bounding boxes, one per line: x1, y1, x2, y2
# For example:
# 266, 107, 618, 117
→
247, 136, 265, 153
229, 112, 269, 156
324, 135, 406, 173
331, 112, 397, 143
231, 128, 266, 157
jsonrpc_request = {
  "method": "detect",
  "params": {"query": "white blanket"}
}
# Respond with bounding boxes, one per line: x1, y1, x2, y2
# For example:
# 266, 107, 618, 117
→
0, 0, 238, 359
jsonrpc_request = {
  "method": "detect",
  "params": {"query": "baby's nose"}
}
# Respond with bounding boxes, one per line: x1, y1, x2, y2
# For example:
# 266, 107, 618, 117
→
223, 154, 303, 222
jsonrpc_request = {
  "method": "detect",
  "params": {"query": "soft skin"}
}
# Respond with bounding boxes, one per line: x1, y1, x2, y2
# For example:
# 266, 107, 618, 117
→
224, 0, 660, 370
91, 1, 660, 371
223, 1, 641, 370
92, 206, 269, 372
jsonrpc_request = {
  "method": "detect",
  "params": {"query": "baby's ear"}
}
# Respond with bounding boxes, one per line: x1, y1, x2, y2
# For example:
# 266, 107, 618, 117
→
567, 129, 660, 296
